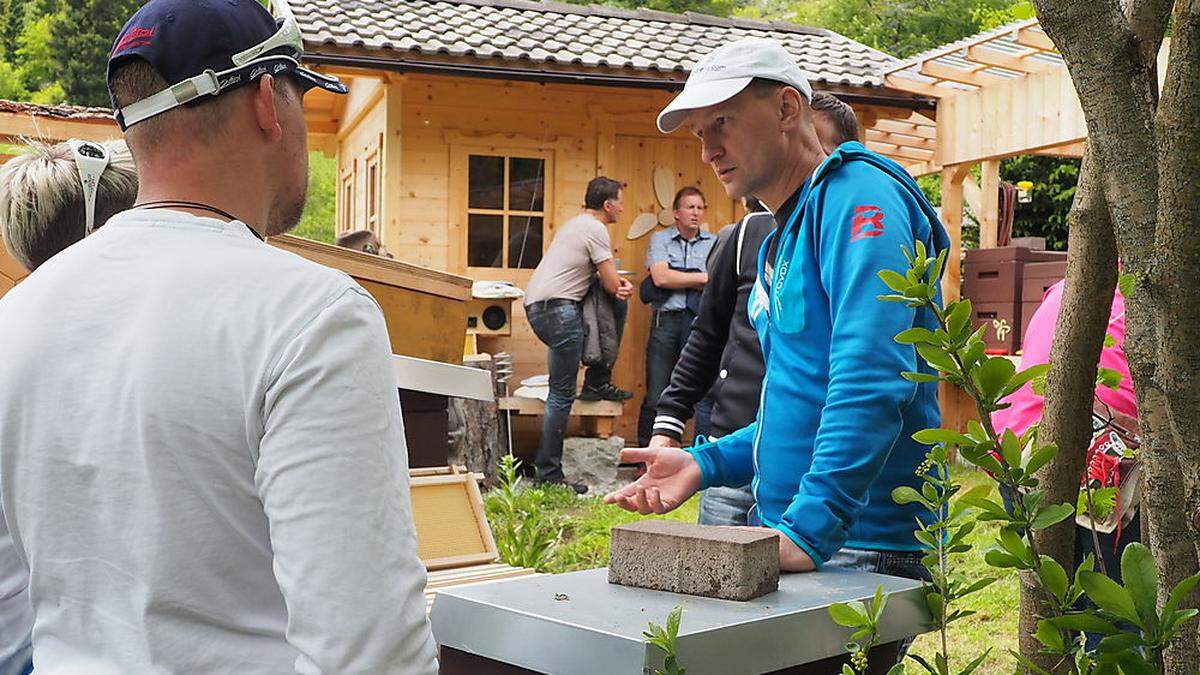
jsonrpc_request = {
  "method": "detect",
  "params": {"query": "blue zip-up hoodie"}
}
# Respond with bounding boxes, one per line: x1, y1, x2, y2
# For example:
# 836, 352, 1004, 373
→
689, 142, 950, 566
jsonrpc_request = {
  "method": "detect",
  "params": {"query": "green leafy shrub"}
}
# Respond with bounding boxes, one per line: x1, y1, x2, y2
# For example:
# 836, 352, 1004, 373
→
483, 455, 568, 571
834, 241, 1200, 674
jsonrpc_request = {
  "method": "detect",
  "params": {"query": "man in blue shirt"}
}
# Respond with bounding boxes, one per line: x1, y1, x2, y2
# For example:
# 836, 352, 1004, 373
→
638, 187, 717, 445
606, 37, 949, 579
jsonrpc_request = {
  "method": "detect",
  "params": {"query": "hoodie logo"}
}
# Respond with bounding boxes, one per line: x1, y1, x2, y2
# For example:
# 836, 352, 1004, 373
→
851, 205, 885, 242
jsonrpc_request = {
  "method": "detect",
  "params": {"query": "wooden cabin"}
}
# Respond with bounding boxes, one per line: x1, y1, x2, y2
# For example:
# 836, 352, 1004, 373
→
0, 102, 474, 363
281, 0, 936, 441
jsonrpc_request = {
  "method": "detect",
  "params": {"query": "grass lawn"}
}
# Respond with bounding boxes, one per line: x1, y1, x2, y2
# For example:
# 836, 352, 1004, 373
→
484, 465, 1019, 673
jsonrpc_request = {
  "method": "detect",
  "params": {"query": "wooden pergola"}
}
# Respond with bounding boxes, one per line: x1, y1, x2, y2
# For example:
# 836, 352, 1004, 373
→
859, 19, 1096, 429
862, 18, 1094, 305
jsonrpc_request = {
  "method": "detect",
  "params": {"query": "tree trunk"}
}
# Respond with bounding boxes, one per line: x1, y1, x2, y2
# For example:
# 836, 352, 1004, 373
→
1153, 3, 1200, 667
1019, 156, 1118, 672
449, 355, 507, 487
1030, 0, 1200, 669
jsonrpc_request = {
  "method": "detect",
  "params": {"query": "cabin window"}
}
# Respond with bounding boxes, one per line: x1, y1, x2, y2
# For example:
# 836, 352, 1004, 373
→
339, 162, 355, 233
365, 149, 380, 234
466, 154, 545, 269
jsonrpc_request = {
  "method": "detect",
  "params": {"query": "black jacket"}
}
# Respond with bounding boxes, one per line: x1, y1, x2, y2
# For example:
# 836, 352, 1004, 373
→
581, 278, 621, 369
652, 212, 776, 441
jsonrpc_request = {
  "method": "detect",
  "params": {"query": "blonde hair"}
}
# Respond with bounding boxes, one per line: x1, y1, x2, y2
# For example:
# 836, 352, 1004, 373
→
0, 139, 138, 272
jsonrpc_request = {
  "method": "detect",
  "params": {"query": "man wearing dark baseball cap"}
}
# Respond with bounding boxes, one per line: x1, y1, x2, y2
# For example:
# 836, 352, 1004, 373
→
607, 38, 951, 592
0, 0, 437, 672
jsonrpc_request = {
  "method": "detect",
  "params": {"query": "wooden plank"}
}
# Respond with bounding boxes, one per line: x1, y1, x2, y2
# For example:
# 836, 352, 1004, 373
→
938, 381, 979, 434
1035, 140, 1086, 158
268, 235, 470, 363
425, 566, 540, 612
1016, 27, 1057, 52
879, 17, 1042, 80
904, 161, 941, 177
919, 61, 1004, 88
360, 278, 468, 363
966, 45, 1058, 74
381, 76, 405, 254
0, 111, 119, 144
498, 396, 623, 417
336, 78, 385, 141
873, 119, 937, 139
934, 66, 1087, 167
426, 565, 534, 588
306, 120, 338, 135
866, 141, 935, 162
329, 77, 351, 124
410, 466, 459, 478
962, 174, 984, 219
864, 129, 937, 151
884, 73, 952, 98
903, 112, 939, 126
269, 234, 470, 300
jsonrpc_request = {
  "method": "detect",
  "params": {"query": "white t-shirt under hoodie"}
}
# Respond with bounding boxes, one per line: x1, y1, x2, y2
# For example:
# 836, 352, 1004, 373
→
0, 209, 438, 674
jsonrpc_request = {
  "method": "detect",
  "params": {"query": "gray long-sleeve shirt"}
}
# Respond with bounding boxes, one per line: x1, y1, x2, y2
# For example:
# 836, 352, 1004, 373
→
0, 209, 437, 674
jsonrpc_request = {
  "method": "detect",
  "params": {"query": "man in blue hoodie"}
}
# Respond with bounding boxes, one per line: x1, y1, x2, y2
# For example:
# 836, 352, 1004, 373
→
605, 37, 949, 577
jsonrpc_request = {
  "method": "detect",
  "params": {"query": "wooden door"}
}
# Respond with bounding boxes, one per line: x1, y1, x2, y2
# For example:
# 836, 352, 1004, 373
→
608, 134, 738, 441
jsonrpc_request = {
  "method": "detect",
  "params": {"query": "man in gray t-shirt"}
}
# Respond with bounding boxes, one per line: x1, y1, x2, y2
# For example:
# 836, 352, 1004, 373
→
524, 177, 633, 491
525, 215, 614, 306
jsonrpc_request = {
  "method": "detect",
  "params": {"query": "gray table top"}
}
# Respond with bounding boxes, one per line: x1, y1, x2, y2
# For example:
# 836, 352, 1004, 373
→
431, 567, 930, 675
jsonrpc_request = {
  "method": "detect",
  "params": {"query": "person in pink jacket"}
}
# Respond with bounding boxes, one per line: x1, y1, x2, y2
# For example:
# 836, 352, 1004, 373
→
992, 278, 1139, 646
993, 279, 1137, 434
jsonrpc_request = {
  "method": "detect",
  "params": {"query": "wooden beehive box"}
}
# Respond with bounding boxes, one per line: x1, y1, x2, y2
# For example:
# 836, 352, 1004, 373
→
409, 466, 538, 613
269, 235, 472, 364
963, 247, 1066, 305
409, 466, 498, 570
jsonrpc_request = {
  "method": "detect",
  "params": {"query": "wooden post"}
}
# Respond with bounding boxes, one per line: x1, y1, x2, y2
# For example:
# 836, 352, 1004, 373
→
940, 166, 967, 303
979, 159, 1001, 249
381, 73, 405, 256
938, 166, 977, 433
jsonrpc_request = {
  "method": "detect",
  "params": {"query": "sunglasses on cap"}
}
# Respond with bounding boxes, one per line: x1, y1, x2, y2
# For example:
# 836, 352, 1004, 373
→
67, 139, 111, 234
115, 15, 347, 130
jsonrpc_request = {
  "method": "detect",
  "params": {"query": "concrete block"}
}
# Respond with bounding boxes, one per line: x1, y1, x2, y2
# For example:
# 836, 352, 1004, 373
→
607, 520, 780, 601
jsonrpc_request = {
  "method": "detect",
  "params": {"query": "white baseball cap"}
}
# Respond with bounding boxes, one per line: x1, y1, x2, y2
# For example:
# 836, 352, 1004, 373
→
657, 37, 813, 134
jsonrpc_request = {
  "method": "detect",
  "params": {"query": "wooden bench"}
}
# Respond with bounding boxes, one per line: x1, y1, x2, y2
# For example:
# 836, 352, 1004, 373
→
497, 396, 623, 439
409, 466, 538, 613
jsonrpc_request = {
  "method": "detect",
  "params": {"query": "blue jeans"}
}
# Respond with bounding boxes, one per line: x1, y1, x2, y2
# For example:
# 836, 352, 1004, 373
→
527, 300, 617, 483
637, 309, 714, 445
825, 547, 929, 581
826, 547, 930, 663
694, 395, 714, 438
698, 484, 755, 526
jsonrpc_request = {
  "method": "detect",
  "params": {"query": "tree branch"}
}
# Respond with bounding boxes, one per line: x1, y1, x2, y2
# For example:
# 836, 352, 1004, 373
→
1125, 0, 1175, 68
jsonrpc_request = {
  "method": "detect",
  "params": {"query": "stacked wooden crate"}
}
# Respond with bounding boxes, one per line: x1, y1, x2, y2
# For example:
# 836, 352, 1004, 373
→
962, 246, 1066, 354
1021, 260, 1069, 337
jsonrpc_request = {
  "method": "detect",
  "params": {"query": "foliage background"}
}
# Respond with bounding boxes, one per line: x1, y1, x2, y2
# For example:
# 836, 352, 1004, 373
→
2, 0, 1077, 248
